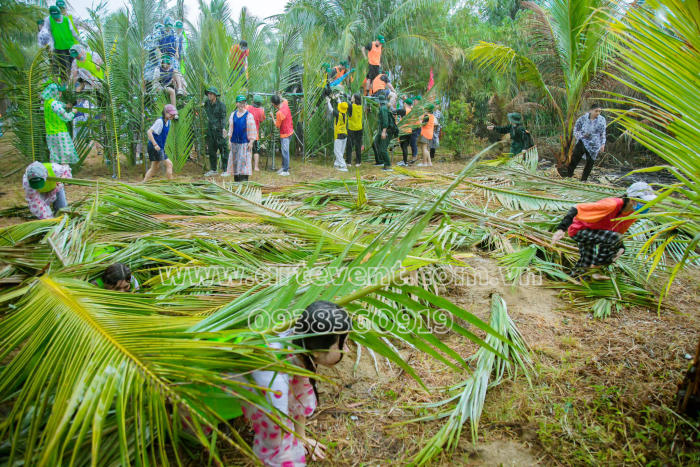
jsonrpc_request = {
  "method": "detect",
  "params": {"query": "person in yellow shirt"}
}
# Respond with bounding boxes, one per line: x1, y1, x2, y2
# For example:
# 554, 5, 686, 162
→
69, 45, 104, 91
345, 94, 363, 167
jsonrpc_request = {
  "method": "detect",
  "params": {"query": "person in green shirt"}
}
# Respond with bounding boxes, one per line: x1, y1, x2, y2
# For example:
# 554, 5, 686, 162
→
92, 263, 139, 292
203, 87, 228, 176
69, 44, 104, 92
46, 5, 80, 80
42, 82, 79, 165
374, 94, 395, 171
487, 112, 534, 156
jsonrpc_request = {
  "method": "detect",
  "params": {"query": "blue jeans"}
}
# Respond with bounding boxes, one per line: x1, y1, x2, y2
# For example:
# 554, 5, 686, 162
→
53, 186, 67, 212
281, 137, 290, 171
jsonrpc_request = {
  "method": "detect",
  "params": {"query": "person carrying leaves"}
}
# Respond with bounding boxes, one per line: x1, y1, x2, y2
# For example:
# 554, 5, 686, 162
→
42, 82, 79, 165
361, 34, 385, 95
551, 181, 657, 279
23, 161, 72, 220
486, 112, 533, 157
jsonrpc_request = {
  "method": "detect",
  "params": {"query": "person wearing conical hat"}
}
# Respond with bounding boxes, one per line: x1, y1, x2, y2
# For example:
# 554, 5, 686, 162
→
487, 112, 533, 157
203, 87, 228, 176
225, 95, 257, 181
23, 161, 72, 220
42, 82, 79, 165
69, 44, 104, 91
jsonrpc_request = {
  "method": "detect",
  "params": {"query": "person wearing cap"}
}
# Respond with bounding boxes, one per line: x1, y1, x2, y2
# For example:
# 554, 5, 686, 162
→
325, 93, 350, 172
559, 102, 607, 181
174, 20, 188, 76
56, 0, 68, 15
487, 112, 533, 157
395, 97, 413, 166
271, 94, 293, 176
225, 95, 257, 181
362, 34, 385, 95
23, 161, 72, 220
69, 44, 104, 91
247, 94, 266, 172
370, 70, 395, 98
37, 18, 53, 48
42, 82, 79, 165
158, 22, 187, 96
416, 103, 436, 167
374, 93, 394, 171
203, 87, 228, 176
345, 93, 363, 167
46, 5, 80, 79
144, 104, 177, 182
429, 99, 442, 160
158, 20, 177, 58
144, 24, 163, 85
551, 181, 657, 279
156, 56, 178, 107
229, 40, 250, 87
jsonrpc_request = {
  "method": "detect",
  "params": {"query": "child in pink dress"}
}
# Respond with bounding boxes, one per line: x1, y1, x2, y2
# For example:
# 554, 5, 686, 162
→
242, 301, 351, 467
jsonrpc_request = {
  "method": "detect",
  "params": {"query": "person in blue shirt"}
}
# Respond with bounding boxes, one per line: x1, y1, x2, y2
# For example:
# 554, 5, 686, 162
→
144, 104, 177, 182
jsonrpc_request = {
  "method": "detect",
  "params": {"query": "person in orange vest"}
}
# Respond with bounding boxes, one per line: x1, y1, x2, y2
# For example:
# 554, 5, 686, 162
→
416, 104, 435, 167
362, 34, 385, 95
370, 71, 395, 98
271, 94, 293, 176
551, 181, 657, 279
229, 40, 249, 87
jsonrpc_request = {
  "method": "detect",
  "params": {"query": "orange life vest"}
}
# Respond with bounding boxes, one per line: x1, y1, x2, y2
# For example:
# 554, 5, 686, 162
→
568, 197, 636, 237
371, 74, 386, 94
368, 41, 382, 66
421, 114, 435, 140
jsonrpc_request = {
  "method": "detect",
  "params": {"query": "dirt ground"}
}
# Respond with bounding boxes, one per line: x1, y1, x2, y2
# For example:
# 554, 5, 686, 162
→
2, 140, 699, 465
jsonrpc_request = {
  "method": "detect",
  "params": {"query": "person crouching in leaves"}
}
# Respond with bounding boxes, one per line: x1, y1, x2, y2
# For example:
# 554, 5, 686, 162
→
92, 263, 140, 292
242, 300, 352, 466
551, 181, 657, 280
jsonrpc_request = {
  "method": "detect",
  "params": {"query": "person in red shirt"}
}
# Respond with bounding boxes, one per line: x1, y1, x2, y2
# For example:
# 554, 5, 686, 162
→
271, 94, 293, 176
247, 94, 266, 172
551, 181, 657, 279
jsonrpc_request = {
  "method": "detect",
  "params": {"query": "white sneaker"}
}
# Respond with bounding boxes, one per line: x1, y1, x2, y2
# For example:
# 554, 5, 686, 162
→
204, 170, 217, 177
337, 167, 348, 172
276, 168, 284, 174
416, 163, 426, 167
397, 161, 406, 166
221, 172, 231, 177
278, 171, 290, 176
355, 163, 361, 167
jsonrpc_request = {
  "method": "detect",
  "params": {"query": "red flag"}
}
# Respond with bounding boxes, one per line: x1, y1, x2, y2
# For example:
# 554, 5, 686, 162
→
427, 67, 435, 91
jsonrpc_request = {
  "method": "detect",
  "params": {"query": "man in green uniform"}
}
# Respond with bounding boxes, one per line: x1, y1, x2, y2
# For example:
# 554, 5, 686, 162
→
487, 112, 533, 156
46, 5, 80, 80
374, 94, 395, 171
203, 87, 228, 176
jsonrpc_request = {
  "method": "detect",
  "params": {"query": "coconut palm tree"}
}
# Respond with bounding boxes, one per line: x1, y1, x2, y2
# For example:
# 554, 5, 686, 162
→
469, 0, 612, 167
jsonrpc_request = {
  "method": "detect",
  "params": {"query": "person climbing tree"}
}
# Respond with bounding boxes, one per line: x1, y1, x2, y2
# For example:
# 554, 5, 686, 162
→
69, 45, 104, 92
229, 40, 249, 87
486, 112, 533, 157
551, 181, 657, 279
203, 87, 228, 176
45, 5, 81, 80
558, 103, 607, 181
362, 34, 385, 95
370, 70, 395, 98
